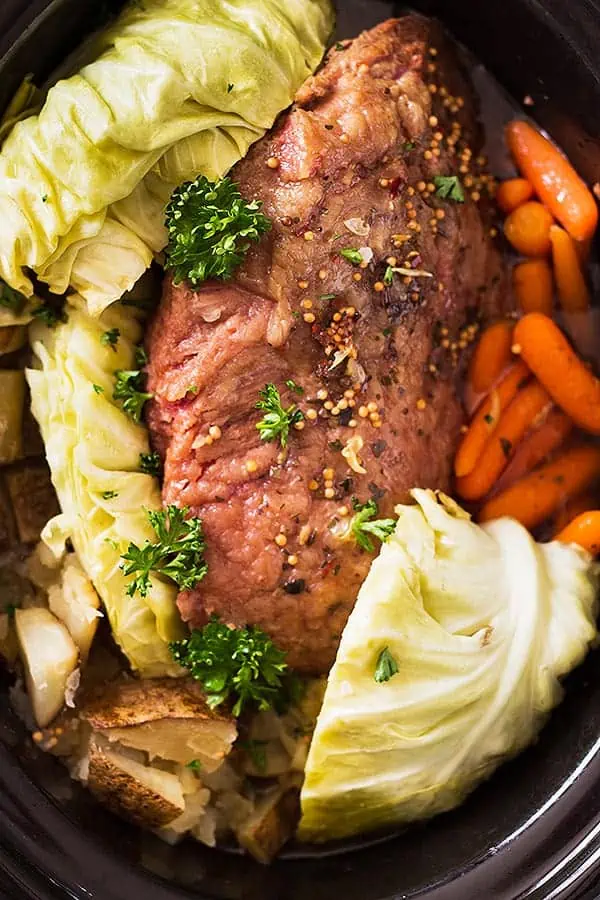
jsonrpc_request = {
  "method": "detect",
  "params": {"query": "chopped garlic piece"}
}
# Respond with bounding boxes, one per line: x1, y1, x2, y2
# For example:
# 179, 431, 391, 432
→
342, 435, 366, 474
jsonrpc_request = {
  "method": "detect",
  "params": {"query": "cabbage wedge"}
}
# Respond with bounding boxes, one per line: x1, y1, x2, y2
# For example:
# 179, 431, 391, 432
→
27, 303, 185, 676
0, 0, 333, 313
299, 490, 598, 842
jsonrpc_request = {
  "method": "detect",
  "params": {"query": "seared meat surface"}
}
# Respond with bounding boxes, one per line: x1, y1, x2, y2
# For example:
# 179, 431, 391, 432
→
147, 16, 508, 673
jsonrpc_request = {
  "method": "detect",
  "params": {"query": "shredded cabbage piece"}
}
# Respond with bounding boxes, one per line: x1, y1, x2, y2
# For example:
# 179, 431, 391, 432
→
0, 0, 333, 313
27, 302, 185, 675
299, 490, 599, 842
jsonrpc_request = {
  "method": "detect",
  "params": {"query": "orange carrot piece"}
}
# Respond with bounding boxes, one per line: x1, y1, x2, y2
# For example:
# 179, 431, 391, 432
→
468, 322, 513, 394
493, 407, 573, 494
513, 312, 600, 434
504, 201, 554, 257
454, 361, 530, 478
496, 178, 534, 214
551, 491, 598, 536
512, 259, 553, 315
478, 443, 600, 529
506, 120, 598, 242
456, 380, 551, 502
549, 224, 591, 312
555, 510, 600, 554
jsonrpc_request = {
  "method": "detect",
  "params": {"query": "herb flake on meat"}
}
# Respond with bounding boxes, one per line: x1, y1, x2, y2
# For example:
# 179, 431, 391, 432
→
165, 175, 271, 286
434, 175, 465, 203
374, 646, 399, 683
339, 248, 364, 265
350, 498, 396, 552
256, 383, 303, 448
170, 615, 297, 717
120, 505, 207, 598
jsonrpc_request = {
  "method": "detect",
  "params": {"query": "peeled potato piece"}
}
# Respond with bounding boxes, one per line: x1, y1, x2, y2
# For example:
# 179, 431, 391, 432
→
48, 555, 101, 663
87, 743, 185, 829
15, 607, 79, 727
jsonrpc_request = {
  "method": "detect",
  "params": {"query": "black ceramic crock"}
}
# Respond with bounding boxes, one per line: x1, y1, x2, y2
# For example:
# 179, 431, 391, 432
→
2, 1, 600, 898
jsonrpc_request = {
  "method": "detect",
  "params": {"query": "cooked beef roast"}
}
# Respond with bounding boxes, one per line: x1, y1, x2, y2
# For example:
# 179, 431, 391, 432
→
146, 15, 509, 673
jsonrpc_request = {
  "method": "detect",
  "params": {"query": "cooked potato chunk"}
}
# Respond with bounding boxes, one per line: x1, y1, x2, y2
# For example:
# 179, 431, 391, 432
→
235, 785, 300, 864
81, 678, 237, 772
48, 555, 101, 663
87, 742, 185, 829
0, 371, 25, 464
4, 460, 59, 543
15, 607, 79, 727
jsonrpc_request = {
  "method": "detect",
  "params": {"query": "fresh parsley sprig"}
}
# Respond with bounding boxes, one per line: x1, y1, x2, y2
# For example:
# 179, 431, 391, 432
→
170, 615, 298, 717
256, 383, 303, 448
350, 498, 396, 552
434, 175, 465, 203
165, 175, 271, 286
120, 505, 207, 598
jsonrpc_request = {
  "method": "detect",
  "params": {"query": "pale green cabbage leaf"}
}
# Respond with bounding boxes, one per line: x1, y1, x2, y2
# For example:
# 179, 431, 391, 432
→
0, 0, 334, 313
26, 302, 185, 676
299, 489, 598, 842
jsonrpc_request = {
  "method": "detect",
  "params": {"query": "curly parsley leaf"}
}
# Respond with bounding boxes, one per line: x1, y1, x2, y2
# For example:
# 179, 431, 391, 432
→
434, 175, 465, 203
374, 647, 399, 683
350, 498, 396, 552
120, 505, 207, 598
101, 328, 120, 350
165, 175, 271, 286
139, 451, 161, 477
32, 302, 67, 328
256, 383, 303, 448
113, 368, 152, 423
0, 282, 26, 314
170, 615, 298, 717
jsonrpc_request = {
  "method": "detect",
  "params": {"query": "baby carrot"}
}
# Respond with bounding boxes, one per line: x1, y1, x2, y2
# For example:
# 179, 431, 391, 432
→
513, 312, 600, 434
496, 177, 534, 214
504, 201, 554, 257
512, 259, 553, 315
506, 120, 598, 242
549, 224, 591, 312
493, 407, 572, 494
468, 321, 513, 394
551, 491, 598, 536
478, 443, 600, 528
456, 380, 551, 502
454, 361, 530, 478
555, 510, 600, 554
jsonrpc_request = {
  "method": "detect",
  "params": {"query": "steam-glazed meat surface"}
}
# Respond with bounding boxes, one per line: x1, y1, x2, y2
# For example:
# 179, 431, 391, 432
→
147, 15, 508, 673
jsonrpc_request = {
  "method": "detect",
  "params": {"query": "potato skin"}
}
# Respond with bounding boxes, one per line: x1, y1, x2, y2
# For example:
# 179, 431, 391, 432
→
87, 743, 184, 829
81, 677, 233, 730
